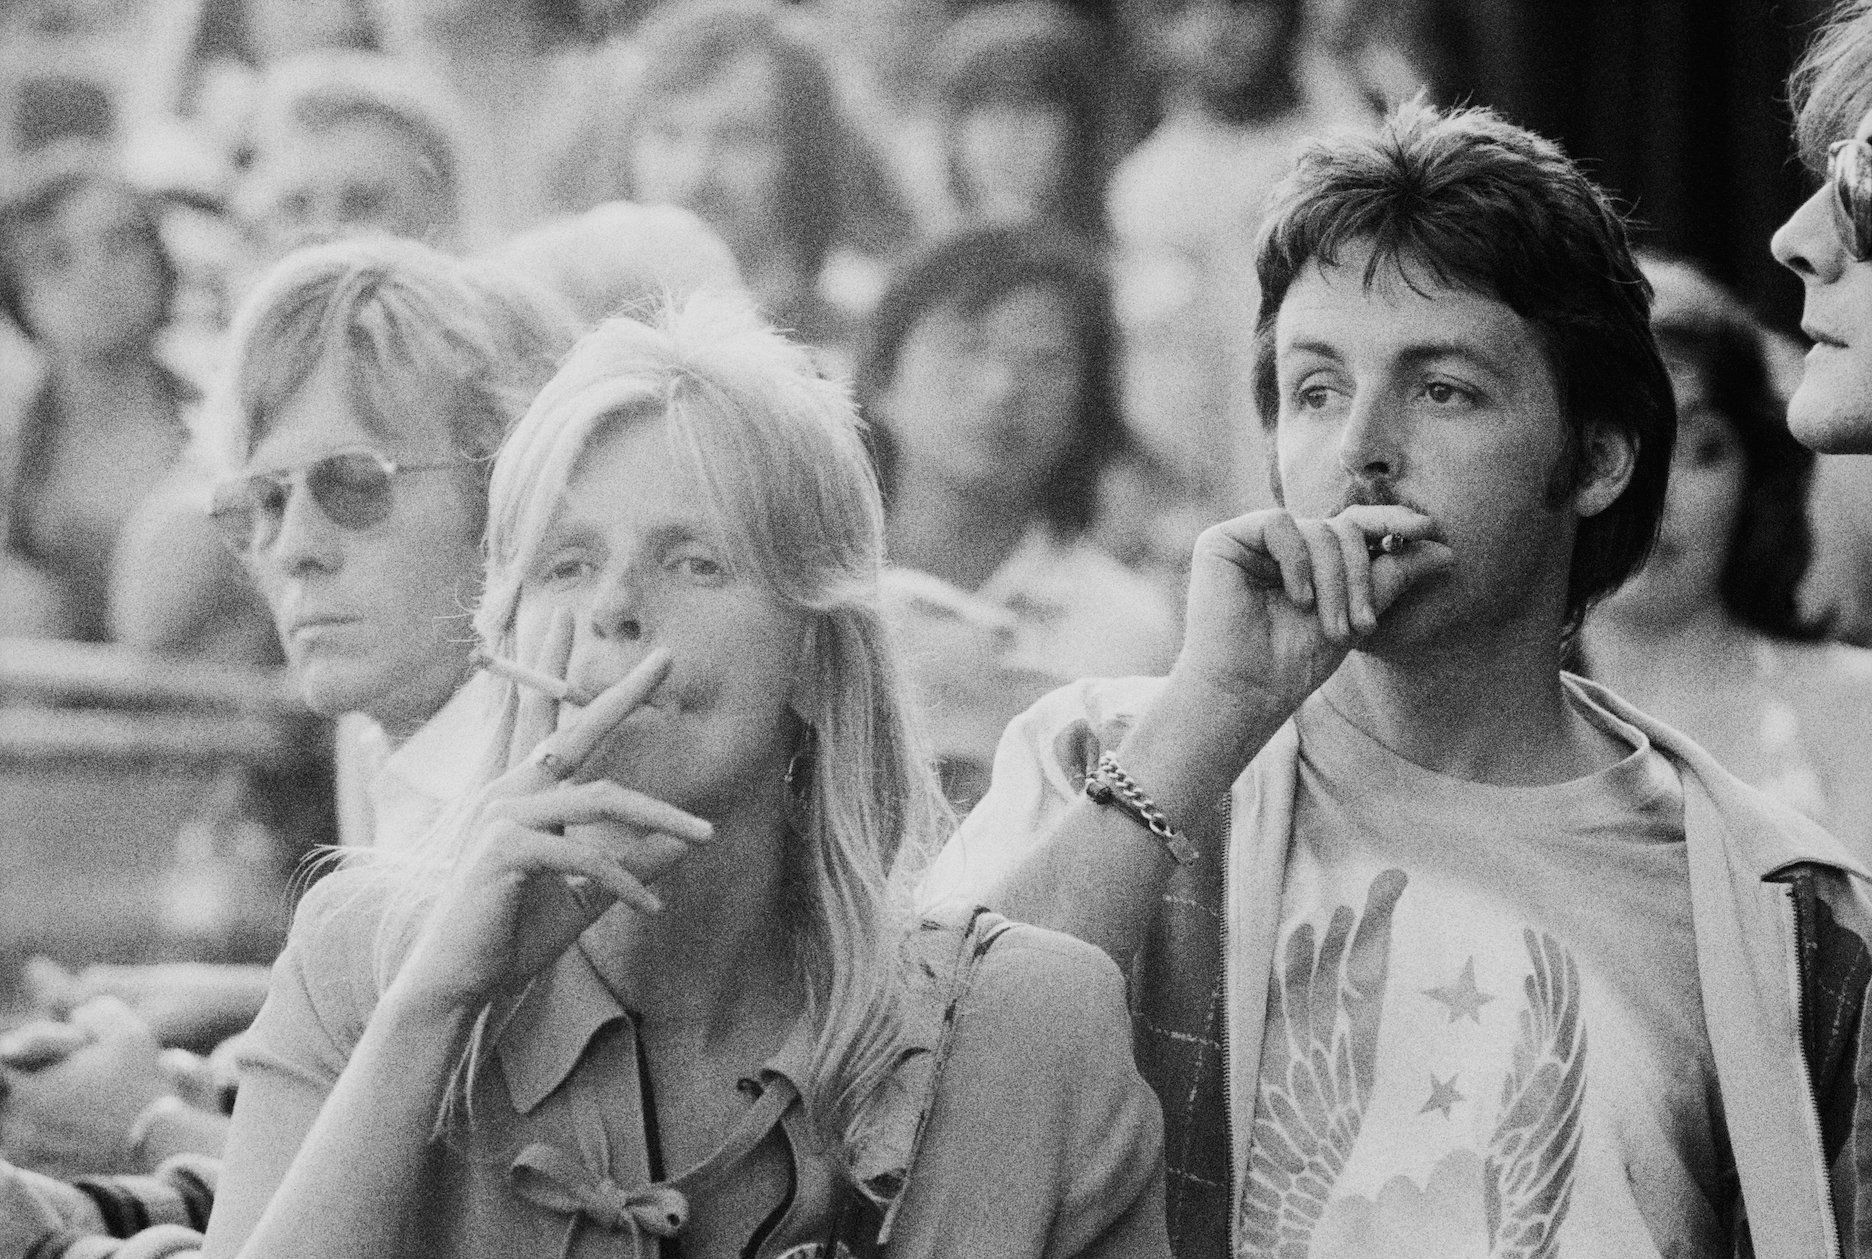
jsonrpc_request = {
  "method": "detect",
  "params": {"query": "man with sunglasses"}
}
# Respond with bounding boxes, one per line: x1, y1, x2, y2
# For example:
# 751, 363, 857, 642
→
0, 240, 577, 1239
1775, 0, 1872, 454
928, 100, 1872, 1258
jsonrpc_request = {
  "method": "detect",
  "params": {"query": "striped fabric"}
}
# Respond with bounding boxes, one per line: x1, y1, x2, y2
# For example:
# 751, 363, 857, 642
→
19, 1157, 214, 1259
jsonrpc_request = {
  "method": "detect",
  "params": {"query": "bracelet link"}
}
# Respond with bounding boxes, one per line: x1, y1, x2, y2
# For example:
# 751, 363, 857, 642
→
1083, 752, 1200, 866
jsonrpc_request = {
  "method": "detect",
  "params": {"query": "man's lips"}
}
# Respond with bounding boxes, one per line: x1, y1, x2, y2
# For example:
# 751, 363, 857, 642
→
1804, 324, 1848, 349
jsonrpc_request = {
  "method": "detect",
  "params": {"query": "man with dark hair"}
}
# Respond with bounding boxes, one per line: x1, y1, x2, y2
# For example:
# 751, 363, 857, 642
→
1775, 0, 1872, 453
928, 101, 1872, 1257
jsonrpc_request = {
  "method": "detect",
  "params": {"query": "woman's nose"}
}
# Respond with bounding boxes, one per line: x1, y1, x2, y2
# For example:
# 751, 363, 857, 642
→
587, 575, 647, 643
1773, 186, 1846, 284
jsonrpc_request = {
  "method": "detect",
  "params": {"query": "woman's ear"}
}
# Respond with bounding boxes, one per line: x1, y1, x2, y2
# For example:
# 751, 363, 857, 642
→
1573, 420, 1639, 520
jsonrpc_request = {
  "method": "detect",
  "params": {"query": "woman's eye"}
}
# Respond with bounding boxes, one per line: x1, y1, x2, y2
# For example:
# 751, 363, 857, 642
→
676, 553, 727, 580
1423, 381, 1471, 406
1293, 384, 1335, 411
541, 556, 594, 584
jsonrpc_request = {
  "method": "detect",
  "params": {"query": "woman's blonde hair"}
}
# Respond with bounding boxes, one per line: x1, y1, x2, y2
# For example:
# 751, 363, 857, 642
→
378, 291, 948, 1164
213, 237, 578, 529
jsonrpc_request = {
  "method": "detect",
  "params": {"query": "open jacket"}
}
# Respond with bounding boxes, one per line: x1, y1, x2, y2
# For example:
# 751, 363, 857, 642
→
926, 673, 1872, 1258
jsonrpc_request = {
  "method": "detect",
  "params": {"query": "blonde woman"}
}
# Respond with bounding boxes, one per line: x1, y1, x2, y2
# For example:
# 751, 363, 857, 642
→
202, 295, 1169, 1258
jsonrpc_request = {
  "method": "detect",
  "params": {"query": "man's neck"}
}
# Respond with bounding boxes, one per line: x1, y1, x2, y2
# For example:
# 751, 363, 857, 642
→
887, 476, 1034, 593
1321, 615, 1622, 787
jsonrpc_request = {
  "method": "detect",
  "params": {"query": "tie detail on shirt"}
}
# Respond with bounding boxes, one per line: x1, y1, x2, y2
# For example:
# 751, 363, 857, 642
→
509, 1143, 688, 1246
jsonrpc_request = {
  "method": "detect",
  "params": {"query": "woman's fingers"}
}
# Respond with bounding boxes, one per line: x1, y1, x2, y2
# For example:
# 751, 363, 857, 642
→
494, 825, 666, 916
497, 780, 713, 844
526, 648, 674, 783
510, 609, 577, 764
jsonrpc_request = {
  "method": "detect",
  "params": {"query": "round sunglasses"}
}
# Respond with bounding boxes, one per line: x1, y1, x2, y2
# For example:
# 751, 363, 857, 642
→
1828, 137, 1872, 262
208, 448, 461, 554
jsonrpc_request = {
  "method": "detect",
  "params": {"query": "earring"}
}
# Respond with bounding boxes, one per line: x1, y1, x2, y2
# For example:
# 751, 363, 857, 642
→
784, 727, 817, 797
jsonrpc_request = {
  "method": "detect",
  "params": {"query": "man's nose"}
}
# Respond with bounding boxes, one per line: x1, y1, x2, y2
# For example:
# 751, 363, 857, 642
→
268, 480, 341, 577
1339, 391, 1402, 482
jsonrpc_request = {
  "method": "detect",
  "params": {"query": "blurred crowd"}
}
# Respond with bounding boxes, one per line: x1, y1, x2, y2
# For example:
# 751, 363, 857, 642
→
0, 0, 1472, 791
4, 0, 1872, 1253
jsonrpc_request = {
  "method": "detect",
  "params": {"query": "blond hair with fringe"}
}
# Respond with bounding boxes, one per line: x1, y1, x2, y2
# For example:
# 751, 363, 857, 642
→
357, 290, 951, 1169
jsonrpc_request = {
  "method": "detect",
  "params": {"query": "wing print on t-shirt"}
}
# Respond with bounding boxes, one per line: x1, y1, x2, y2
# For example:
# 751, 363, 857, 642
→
1482, 930, 1587, 1259
1239, 868, 1408, 1254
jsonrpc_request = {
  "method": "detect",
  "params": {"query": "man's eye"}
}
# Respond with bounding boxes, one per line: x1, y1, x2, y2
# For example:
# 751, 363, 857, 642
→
1294, 385, 1334, 411
1424, 382, 1461, 404
680, 555, 725, 579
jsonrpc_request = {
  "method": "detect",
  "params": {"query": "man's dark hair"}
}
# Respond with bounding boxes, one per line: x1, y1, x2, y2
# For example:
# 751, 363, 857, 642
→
1644, 255, 1826, 642
1251, 99, 1676, 633
855, 225, 1126, 536
1792, 0, 1872, 173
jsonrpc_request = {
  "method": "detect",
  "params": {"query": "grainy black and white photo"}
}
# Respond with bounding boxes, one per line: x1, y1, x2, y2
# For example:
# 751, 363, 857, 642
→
3, 1, 1872, 1255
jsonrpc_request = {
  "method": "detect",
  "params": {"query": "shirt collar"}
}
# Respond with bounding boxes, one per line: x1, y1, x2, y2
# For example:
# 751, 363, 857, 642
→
375, 669, 497, 808
492, 943, 823, 1117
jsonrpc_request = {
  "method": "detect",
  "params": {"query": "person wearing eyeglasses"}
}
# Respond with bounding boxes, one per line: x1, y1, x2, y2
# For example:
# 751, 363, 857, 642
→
200, 293, 1170, 1259
1773, 0, 1872, 454
205, 237, 577, 854
0, 239, 577, 1209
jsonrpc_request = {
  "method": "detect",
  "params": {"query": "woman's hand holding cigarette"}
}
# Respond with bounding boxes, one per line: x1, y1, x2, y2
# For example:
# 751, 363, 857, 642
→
390, 611, 712, 1017
1174, 505, 1454, 715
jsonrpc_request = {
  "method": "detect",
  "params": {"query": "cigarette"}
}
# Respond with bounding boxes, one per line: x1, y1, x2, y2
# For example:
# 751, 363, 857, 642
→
475, 651, 596, 706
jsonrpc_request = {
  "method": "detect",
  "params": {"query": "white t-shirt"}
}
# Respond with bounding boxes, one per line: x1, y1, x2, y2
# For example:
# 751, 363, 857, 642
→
1242, 692, 1729, 1257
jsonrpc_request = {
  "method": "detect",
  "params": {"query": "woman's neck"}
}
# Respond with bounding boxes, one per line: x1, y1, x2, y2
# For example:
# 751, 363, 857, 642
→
584, 777, 800, 1043
1582, 600, 1755, 710
887, 475, 1035, 592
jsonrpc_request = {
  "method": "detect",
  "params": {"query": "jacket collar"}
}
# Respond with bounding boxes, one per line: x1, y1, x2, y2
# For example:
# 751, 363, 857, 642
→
1565, 674, 1870, 883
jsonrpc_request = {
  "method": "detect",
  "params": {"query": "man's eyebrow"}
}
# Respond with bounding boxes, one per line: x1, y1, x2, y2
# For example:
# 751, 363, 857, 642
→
1283, 339, 1345, 362
1394, 340, 1516, 381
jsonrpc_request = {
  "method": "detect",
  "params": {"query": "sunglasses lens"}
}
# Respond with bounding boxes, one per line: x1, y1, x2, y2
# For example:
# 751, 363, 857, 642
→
306, 452, 397, 530
1834, 141, 1872, 261
208, 477, 286, 553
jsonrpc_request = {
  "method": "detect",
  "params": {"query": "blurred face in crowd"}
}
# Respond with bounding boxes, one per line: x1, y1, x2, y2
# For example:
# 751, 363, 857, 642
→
881, 282, 1083, 507
628, 54, 787, 268
247, 114, 452, 257
1596, 358, 1742, 628
952, 101, 1071, 226
239, 361, 483, 736
1771, 103, 1872, 453
246, 0, 372, 63
1271, 245, 1632, 650
520, 417, 807, 816
1176, 0, 1296, 107
9, 183, 165, 358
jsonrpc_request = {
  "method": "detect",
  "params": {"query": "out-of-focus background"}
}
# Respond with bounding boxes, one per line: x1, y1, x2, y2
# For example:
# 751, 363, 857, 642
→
1, 0, 1869, 1022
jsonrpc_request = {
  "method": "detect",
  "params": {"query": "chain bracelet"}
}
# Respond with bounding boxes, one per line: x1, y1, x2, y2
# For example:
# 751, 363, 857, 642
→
1083, 751, 1200, 866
